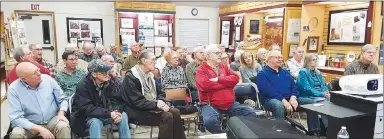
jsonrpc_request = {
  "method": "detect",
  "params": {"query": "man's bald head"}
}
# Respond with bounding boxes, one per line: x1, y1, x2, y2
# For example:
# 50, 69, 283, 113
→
15, 62, 42, 88
16, 62, 38, 78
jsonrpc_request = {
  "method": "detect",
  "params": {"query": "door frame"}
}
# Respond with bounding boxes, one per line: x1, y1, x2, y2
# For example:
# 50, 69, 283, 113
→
14, 10, 58, 62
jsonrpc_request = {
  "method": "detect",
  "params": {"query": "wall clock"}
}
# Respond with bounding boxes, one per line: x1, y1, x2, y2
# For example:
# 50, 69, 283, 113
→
191, 8, 198, 16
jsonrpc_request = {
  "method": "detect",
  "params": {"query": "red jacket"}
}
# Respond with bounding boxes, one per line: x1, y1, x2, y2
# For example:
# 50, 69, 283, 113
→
6, 62, 51, 85
196, 62, 239, 110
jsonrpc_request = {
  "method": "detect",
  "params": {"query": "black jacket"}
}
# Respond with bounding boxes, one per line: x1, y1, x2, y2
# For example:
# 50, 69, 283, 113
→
71, 74, 123, 137
120, 69, 165, 121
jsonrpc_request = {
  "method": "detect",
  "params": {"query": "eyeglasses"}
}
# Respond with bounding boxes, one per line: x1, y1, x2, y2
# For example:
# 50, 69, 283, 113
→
271, 56, 283, 59
32, 48, 43, 51
212, 52, 222, 56
312, 58, 318, 61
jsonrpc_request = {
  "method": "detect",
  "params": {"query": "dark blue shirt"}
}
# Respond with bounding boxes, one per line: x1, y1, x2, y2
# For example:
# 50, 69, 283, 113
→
256, 66, 299, 103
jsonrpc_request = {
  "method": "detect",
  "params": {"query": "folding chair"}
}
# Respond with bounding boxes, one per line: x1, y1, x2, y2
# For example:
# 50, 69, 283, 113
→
165, 88, 199, 136
234, 83, 266, 116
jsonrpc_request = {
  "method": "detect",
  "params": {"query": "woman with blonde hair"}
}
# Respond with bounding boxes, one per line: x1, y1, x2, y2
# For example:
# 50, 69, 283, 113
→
239, 51, 262, 83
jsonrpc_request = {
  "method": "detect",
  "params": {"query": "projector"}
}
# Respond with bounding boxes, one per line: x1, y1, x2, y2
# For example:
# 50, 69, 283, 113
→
339, 74, 383, 93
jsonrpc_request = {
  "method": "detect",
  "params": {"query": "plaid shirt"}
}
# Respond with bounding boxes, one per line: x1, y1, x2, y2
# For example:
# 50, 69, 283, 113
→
55, 69, 86, 98
37, 59, 56, 77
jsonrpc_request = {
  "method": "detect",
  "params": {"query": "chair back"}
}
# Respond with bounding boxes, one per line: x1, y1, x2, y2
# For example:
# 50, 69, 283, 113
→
69, 93, 75, 113
327, 79, 341, 91
165, 88, 187, 101
234, 83, 257, 97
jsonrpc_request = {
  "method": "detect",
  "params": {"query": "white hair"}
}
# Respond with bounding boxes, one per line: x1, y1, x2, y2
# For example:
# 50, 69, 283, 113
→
193, 46, 205, 53
257, 48, 266, 56
101, 54, 114, 62
204, 44, 220, 53
265, 50, 281, 63
361, 44, 377, 52
83, 42, 93, 49
95, 45, 105, 51
65, 44, 78, 51
234, 50, 245, 61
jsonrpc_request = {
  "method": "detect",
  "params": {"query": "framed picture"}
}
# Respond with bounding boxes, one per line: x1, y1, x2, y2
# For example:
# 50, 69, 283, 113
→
249, 20, 259, 34
327, 8, 368, 45
66, 17, 103, 44
307, 36, 319, 52
289, 44, 298, 58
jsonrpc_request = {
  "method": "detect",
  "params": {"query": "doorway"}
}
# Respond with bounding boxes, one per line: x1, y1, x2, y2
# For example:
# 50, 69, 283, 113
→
15, 10, 58, 64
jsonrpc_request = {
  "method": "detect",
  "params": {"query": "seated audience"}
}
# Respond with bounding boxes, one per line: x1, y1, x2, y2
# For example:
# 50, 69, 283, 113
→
344, 44, 379, 75
102, 55, 123, 85
95, 45, 107, 58
78, 42, 99, 62
56, 44, 88, 72
230, 50, 245, 71
8, 62, 70, 138
239, 51, 262, 83
122, 41, 141, 70
287, 46, 305, 79
270, 44, 288, 69
256, 48, 267, 67
196, 45, 256, 134
55, 50, 86, 100
30, 44, 55, 76
6, 46, 51, 84
297, 54, 329, 130
174, 47, 190, 69
156, 43, 173, 73
186, 46, 205, 103
71, 60, 130, 138
120, 50, 186, 139
109, 44, 122, 63
256, 50, 321, 134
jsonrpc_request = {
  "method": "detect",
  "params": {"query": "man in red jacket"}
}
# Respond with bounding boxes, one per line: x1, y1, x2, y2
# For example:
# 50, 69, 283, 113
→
6, 46, 51, 85
196, 44, 257, 133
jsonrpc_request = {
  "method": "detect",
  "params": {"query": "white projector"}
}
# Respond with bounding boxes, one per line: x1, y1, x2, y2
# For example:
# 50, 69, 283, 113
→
339, 74, 383, 95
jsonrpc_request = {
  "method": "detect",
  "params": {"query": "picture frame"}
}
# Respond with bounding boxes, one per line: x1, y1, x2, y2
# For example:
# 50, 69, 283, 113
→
289, 44, 298, 58
307, 36, 319, 52
249, 20, 259, 34
66, 17, 103, 44
327, 8, 368, 45
379, 43, 383, 65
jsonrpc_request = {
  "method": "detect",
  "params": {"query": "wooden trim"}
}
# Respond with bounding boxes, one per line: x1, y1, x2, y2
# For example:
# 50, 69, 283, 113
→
1, 96, 6, 104
115, 11, 121, 53
219, 4, 302, 16
14, 10, 59, 63
303, 1, 321, 5
365, 1, 374, 44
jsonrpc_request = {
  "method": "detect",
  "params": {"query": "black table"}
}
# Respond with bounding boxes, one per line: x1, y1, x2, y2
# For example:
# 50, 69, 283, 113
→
300, 91, 382, 139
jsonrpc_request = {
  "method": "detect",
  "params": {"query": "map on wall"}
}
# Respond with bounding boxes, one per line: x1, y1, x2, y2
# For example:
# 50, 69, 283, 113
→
328, 9, 368, 45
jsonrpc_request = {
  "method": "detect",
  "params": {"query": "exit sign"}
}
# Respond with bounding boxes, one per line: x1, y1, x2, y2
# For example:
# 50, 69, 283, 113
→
31, 4, 40, 10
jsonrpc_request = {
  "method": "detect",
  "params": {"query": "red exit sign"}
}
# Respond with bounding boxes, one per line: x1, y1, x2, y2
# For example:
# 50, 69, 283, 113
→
31, 4, 40, 10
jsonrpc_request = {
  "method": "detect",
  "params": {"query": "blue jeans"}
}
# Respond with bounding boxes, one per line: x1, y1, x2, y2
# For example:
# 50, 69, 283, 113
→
310, 97, 329, 128
263, 97, 320, 132
86, 112, 131, 139
201, 101, 257, 134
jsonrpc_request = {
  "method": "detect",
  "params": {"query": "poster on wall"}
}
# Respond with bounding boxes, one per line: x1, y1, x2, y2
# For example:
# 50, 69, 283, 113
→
169, 24, 173, 36
138, 13, 154, 47
120, 29, 135, 47
287, 19, 300, 43
155, 37, 168, 47
154, 20, 168, 36
265, 17, 283, 48
235, 27, 241, 41
327, 9, 368, 45
221, 21, 230, 47
67, 18, 103, 44
121, 18, 134, 28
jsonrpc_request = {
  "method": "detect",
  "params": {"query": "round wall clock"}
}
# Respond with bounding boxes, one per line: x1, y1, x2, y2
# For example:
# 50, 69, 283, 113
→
191, 8, 198, 16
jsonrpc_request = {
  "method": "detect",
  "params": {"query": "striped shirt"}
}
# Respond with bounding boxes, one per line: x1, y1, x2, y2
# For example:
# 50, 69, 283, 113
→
344, 60, 379, 76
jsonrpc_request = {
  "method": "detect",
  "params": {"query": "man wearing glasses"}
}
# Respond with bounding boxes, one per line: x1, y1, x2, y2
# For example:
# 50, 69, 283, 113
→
30, 44, 56, 76
256, 50, 321, 135
56, 44, 89, 72
196, 44, 257, 134
55, 50, 86, 103
344, 44, 379, 75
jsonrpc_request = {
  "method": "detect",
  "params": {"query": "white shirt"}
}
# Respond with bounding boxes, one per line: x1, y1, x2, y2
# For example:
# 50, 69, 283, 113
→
286, 58, 304, 78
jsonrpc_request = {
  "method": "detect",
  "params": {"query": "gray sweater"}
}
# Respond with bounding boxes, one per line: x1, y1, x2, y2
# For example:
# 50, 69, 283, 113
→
239, 63, 262, 83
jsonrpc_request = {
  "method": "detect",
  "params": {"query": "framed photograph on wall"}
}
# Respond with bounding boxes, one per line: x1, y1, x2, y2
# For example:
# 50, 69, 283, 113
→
327, 8, 368, 45
66, 17, 103, 44
249, 20, 259, 34
307, 36, 319, 52
379, 43, 383, 65
289, 44, 298, 58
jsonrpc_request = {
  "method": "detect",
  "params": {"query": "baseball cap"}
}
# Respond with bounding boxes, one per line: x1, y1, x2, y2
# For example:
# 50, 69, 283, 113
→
88, 59, 112, 73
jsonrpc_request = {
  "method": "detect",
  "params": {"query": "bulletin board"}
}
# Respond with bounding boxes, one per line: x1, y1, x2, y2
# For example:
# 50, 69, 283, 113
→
66, 17, 104, 45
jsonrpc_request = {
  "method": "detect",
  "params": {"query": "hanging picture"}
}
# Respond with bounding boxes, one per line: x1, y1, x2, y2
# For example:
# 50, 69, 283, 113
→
66, 17, 103, 44
221, 21, 230, 47
121, 18, 134, 28
379, 43, 383, 65
327, 8, 368, 45
289, 44, 298, 58
307, 36, 319, 52
249, 20, 259, 34
154, 20, 168, 36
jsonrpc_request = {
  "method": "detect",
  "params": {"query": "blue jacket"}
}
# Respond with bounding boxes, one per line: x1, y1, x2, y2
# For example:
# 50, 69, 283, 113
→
256, 66, 299, 103
296, 69, 328, 97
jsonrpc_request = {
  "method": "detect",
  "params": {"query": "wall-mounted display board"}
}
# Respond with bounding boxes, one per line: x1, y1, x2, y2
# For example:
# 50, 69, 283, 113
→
66, 18, 103, 45
327, 8, 368, 45
265, 17, 284, 49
